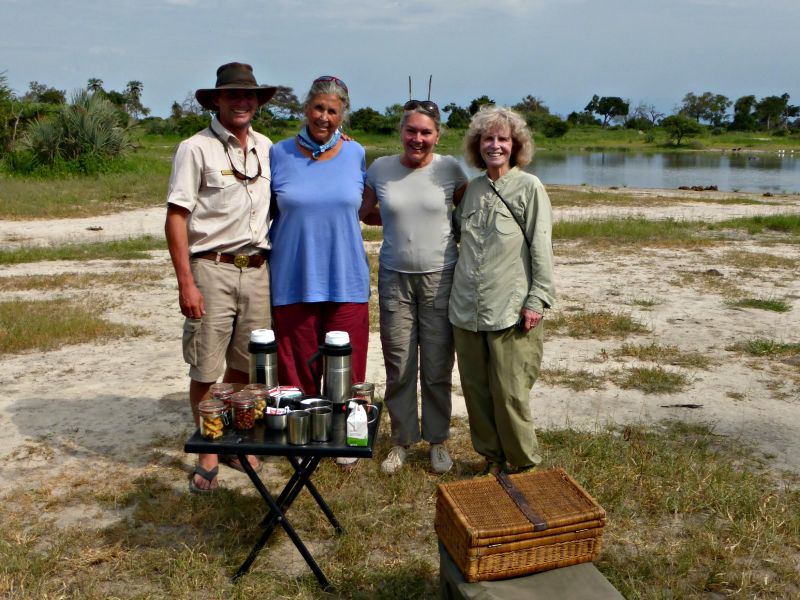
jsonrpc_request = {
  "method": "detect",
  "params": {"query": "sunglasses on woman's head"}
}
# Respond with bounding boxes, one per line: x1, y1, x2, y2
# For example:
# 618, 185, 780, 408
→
314, 75, 348, 94
404, 99, 440, 118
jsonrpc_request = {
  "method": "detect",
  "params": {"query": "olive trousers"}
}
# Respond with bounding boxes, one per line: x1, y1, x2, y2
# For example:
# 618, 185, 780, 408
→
452, 323, 544, 469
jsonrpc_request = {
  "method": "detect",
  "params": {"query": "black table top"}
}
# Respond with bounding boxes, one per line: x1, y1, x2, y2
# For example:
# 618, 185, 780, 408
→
184, 404, 382, 458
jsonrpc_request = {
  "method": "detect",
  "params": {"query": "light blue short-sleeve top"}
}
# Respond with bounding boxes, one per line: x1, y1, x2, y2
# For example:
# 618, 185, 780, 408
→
269, 139, 370, 306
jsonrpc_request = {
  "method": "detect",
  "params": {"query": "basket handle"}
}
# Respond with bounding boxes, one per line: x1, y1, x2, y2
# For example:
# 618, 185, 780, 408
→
495, 472, 548, 531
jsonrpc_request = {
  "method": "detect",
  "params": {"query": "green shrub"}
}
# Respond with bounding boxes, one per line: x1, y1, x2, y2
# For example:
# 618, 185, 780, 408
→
16, 90, 131, 174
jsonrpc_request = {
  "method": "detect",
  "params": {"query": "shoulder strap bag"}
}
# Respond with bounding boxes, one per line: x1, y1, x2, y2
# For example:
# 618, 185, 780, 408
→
488, 181, 531, 249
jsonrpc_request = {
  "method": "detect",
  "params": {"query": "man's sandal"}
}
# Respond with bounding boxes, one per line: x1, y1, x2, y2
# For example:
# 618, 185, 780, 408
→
188, 465, 219, 495
220, 454, 263, 474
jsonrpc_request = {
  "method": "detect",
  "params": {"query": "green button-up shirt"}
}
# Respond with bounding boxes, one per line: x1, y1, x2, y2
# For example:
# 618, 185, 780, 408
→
449, 167, 556, 332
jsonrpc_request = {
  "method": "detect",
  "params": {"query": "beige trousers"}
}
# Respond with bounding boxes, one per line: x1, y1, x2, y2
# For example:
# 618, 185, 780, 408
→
379, 266, 455, 446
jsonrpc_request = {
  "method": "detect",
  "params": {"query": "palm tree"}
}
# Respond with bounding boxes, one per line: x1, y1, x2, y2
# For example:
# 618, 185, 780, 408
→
124, 80, 146, 119
87, 78, 104, 94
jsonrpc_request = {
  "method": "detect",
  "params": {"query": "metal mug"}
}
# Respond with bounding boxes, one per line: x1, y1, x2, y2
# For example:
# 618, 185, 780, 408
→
308, 406, 333, 442
287, 410, 310, 445
346, 398, 379, 424
299, 397, 332, 411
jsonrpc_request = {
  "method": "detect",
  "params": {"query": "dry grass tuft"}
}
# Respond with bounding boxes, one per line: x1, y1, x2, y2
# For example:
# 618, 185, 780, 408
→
613, 342, 712, 369
548, 309, 650, 339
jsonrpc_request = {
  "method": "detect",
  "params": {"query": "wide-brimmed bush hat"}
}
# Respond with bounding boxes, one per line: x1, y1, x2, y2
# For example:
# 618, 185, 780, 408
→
195, 62, 277, 110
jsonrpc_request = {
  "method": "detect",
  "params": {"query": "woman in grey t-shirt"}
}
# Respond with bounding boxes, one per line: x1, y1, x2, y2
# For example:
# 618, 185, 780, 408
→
360, 101, 467, 474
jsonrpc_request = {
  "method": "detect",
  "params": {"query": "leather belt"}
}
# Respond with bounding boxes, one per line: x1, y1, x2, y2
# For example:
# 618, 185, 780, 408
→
192, 251, 267, 269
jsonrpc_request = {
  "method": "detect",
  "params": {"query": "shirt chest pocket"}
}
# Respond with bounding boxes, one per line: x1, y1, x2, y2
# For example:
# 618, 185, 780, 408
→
462, 208, 480, 235
203, 170, 239, 205
493, 210, 519, 236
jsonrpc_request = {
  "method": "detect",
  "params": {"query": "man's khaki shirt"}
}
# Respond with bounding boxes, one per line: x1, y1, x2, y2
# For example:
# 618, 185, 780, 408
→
166, 117, 272, 254
449, 167, 556, 332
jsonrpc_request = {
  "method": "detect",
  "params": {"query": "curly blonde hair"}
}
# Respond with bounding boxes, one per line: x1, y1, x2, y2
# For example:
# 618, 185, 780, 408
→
463, 106, 534, 170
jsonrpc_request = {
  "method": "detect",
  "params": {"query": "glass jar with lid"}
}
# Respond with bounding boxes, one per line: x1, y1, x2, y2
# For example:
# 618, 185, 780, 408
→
244, 383, 269, 421
198, 398, 227, 440
230, 391, 256, 430
210, 382, 234, 404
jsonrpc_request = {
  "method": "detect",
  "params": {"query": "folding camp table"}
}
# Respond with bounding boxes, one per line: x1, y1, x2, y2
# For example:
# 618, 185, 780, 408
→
184, 405, 381, 591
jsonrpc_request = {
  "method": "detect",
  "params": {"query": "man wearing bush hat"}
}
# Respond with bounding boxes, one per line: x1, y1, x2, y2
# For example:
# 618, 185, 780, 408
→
165, 62, 276, 494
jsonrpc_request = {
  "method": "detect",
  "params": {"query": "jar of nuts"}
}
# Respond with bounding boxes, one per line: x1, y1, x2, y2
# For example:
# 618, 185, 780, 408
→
230, 391, 256, 431
198, 398, 227, 440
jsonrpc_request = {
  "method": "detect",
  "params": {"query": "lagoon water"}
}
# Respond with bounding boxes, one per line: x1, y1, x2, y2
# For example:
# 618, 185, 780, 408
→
462, 151, 800, 194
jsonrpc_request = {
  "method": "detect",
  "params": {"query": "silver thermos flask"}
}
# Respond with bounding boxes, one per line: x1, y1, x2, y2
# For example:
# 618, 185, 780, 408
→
248, 329, 278, 387
307, 331, 352, 410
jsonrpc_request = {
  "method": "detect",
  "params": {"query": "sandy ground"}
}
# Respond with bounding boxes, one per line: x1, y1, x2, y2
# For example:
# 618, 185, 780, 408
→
1, 187, 799, 512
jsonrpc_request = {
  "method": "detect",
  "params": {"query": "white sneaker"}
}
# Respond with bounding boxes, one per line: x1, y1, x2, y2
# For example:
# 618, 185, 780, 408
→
430, 444, 453, 474
381, 446, 408, 474
336, 456, 358, 469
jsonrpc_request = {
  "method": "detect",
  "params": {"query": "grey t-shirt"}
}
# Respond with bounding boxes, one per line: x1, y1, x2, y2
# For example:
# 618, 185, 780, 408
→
366, 154, 468, 273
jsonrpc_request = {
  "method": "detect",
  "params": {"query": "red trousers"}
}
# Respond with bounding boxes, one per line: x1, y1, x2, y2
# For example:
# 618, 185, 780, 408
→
272, 302, 369, 395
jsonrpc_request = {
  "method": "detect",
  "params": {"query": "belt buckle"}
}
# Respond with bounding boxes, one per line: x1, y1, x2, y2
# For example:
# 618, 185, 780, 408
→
234, 254, 250, 269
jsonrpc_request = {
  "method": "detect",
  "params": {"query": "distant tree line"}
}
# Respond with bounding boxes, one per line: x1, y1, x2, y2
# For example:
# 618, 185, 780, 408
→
3, 67, 800, 175
343, 89, 800, 146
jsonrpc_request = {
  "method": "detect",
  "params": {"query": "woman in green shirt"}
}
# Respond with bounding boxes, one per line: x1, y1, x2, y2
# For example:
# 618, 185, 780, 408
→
449, 106, 556, 475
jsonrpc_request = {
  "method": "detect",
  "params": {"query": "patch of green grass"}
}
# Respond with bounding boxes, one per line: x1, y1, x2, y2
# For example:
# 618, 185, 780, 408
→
553, 217, 704, 246
728, 338, 800, 359
613, 342, 712, 369
2, 420, 799, 599
709, 214, 800, 238
548, 309, 649, 338
539, 366, 606, 391
728, 297, 791, 312
0, 298, 146, 354
0, 236, 166, 265
0, 148, 172, 220
612, 366, 690, 394
555, 214, 800, 247
0, 267, 166, 291
543, 422, 800, 598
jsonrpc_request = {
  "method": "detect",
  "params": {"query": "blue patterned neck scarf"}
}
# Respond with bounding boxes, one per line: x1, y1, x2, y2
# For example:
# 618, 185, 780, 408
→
296, 125, 342, 159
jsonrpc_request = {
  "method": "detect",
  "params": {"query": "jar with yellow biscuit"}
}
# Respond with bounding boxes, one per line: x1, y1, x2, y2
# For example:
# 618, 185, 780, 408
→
244, 383, 268, 421
198, 398, 227, 440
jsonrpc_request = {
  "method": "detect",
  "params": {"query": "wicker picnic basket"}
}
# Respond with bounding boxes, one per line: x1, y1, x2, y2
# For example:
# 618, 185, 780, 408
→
435, 468, 606, 582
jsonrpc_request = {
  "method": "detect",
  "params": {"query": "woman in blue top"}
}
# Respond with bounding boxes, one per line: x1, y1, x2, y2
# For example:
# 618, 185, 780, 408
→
269, 76, 370, 397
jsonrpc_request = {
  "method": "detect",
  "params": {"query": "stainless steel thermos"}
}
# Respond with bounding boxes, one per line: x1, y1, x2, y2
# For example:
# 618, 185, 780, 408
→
248, 329, 278, 387
307, 331, 352, 410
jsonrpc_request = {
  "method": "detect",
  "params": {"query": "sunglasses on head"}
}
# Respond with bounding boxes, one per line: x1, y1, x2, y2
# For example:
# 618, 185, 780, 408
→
404, 99, 440, 118
314, 75, 348, 94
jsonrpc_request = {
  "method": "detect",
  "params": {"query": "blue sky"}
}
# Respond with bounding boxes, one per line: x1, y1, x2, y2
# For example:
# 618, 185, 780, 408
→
2, 0, 798, 119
